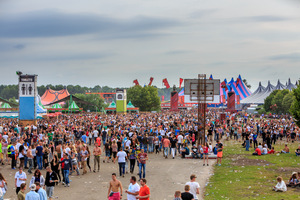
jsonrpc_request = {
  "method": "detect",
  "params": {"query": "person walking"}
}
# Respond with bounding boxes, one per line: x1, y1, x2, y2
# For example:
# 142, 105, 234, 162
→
107, 173, 123, 200
216, 140, 223, 166
25, 184, 39, 200
137, 149, 148, 180
136, 179, 150, 200
163, 136, 170, 159
181, 185, 194, 200
35, 182, 47, 200
45, 166, 58, 200
35, 141, 43, 170
117, 148, 127, 177
15, 167, 27, 195
125, 176, 140, 200
128, 148, 136, 174
185, 174, 200, 200
59, 153, 71, 187
80, 146, 88, 175
93, 143, 102, 173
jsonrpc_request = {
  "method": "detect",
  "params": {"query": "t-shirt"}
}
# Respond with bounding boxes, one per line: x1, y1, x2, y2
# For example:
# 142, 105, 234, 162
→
117, 151, 127, 163
15, 171, 27, 187
80, 150, 89, 161
185, 181, 200, 200
163, 139, 170, 148
81, 135, 87, 143
138, 153, 147, 164
139, 185, 150, 200
36, 146, 43, 157
255, 148, 261, 155
17, 190, 25, 200
127, 183, 140, 200
181, 192, 194, 200
177, 135, 183, 143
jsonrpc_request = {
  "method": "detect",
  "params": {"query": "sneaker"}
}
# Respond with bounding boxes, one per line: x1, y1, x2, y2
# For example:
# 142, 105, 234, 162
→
64, 185, 67, 187
203, 164, 205, 166
93, 170, 96, 173
207, 164, 209, 166
67, 184, 70, 187
219, 164, 221, 166
12, 168, 16, 170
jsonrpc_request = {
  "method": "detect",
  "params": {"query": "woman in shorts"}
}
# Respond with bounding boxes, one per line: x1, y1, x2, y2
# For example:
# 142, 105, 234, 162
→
111, 141, 118, 163
203, 142, 210, 166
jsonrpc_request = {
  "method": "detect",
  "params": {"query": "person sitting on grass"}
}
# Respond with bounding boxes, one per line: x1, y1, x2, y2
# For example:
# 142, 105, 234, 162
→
268, 147, 275, 154
252, 147, 261, 156
273, 176, 287, 192
261, 146, 268, 155
286, 172, 299, 187
295, 145, 300, 156
281, 144, 289, 154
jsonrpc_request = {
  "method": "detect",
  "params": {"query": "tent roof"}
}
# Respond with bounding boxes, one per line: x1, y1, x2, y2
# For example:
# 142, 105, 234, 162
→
41, 87, 70, 105
44, 95, 95, 107
0, 97, 18, 107
274, 80, 286, 90
69, 101, 79, 109
127, 101, 135, 108
286, 78, 296, 91
108, 101, 116, 108
52, 103, 62, 109
1, 103, 11, 108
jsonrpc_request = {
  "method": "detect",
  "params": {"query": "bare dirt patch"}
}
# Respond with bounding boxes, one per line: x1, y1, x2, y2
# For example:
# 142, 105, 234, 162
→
230, 155, 273, 166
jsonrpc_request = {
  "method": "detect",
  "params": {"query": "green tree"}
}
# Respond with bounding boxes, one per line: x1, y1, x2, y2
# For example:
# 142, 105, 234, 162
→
127, 86, 161, 111
271, 89, 289, 114
264, 90, 280, 112
282, 92, 295, 113
290, 83, 300, 127
74, 93, 107, 112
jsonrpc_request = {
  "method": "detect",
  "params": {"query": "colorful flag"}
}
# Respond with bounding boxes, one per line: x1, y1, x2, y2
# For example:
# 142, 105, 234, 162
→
148, 77, 154, 86
209, 74, 213, 80
162, 78, 170, 89
133, 79, 139, 86
179, 78, 183, 88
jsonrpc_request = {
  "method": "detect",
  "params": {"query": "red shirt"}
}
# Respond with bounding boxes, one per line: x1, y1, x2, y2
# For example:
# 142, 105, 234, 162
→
255, 148, 261, 155
139, 185, 150, 200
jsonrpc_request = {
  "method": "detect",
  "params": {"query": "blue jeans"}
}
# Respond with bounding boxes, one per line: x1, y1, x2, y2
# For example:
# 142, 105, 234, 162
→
63, 169, 70, 185
139, 163, 146, 179
118, 162, 125, 176
143, 145, 148, 153
246, 140, 250, 151
24, 156, 28, 168
37, 156, 43, 169
164, 147, 169, 157
102, 136, 106, 145
148, 144, 153, 153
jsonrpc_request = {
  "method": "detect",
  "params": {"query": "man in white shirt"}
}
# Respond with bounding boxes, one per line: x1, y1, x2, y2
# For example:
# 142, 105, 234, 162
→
117, 149, 127, 177
15, 167, 27, 195
185, 174, 200, 200
125, 176, 140, 200
177, 134, 183, 153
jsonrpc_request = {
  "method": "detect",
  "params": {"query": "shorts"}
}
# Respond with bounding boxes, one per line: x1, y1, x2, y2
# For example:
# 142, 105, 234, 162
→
46, 186, 54, 198
105, 151, 110, 157
112, 152, 117, 158
217, 152, 223, 158
108, 192, 120, 200
2, 148, 7, 154
204, 153, 208, 155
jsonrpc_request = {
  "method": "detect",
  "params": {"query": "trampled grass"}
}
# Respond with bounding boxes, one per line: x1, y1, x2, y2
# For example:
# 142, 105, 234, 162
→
205, 140, 300, 200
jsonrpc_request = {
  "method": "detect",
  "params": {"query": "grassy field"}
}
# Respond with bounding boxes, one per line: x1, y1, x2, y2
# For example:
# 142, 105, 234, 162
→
205, 140, 300, 200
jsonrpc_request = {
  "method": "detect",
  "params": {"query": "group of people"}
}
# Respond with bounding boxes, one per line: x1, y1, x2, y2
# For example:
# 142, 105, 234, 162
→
272, 172, 300, 192
0, 110, 299, 199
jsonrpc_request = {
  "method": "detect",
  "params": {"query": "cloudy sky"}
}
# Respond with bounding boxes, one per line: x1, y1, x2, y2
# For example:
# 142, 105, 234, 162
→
0, 0, 300, 90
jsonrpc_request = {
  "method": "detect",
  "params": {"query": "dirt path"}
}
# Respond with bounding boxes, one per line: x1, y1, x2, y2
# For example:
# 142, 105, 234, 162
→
1, 152, 215, 200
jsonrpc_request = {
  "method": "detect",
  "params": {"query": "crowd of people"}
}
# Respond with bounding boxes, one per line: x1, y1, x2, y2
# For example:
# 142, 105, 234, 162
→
0, 110, 299, 199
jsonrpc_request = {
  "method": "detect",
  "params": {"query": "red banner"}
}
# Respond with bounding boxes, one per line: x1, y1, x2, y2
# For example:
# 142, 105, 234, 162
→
148, 77, 154, 86
162, 78, 170, 89
133, 79, 139, 86
179, 78, 183, 88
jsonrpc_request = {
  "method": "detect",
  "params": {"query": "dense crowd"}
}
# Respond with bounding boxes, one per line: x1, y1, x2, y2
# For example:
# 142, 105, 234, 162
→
0, 110, 299, 199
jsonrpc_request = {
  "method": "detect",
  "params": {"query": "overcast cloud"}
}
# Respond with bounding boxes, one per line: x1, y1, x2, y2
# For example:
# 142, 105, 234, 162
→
0, 0, 300, 90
